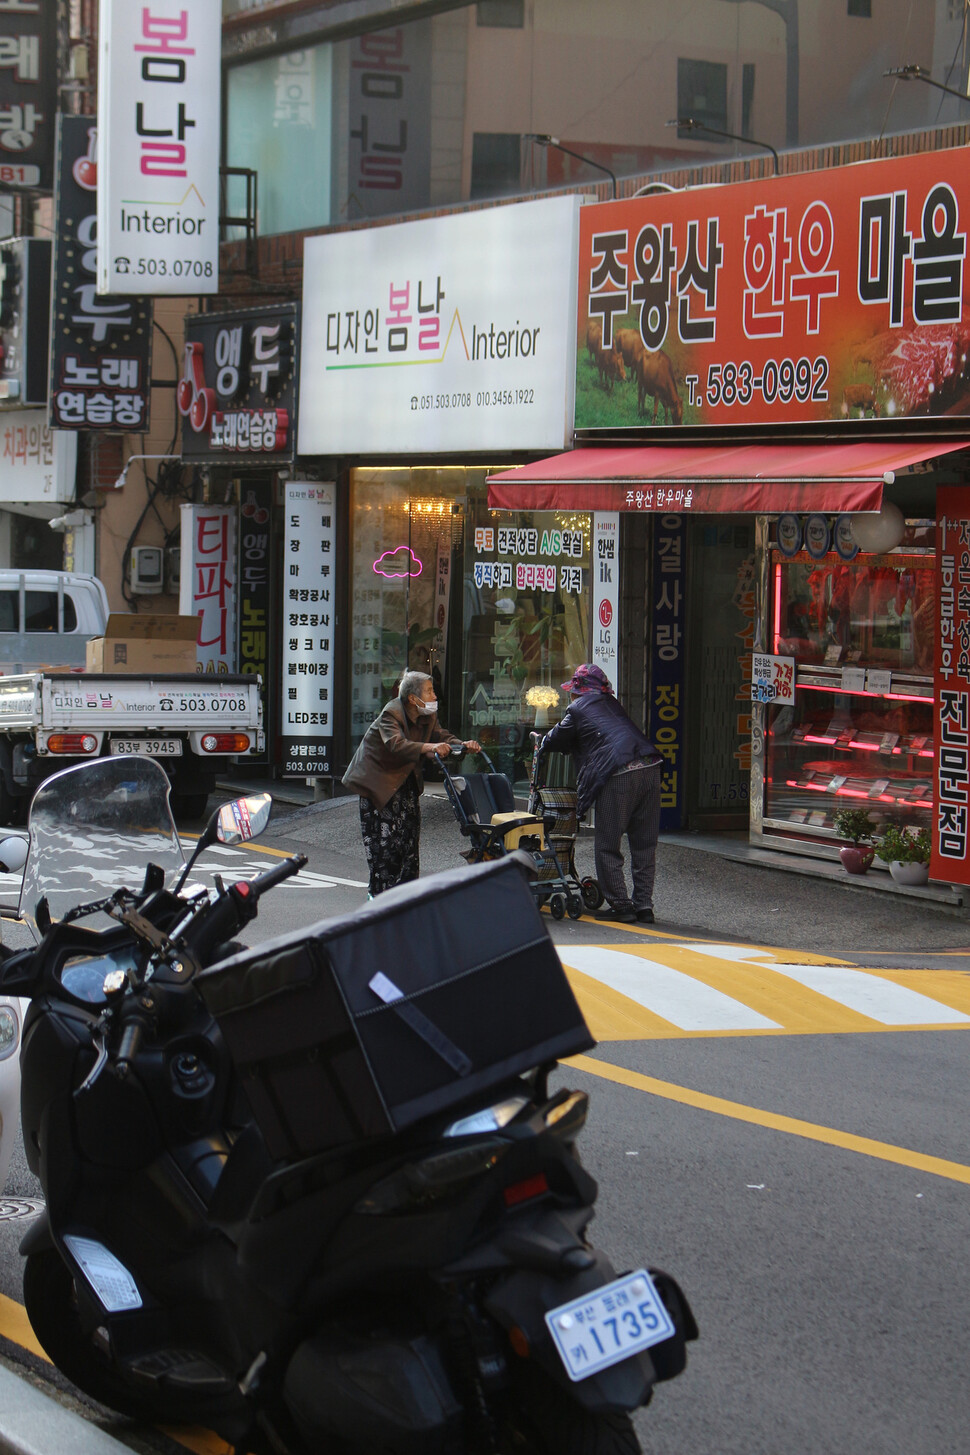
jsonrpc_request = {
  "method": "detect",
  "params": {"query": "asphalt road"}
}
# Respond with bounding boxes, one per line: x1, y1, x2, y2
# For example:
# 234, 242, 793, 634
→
1, 790, 969, 1455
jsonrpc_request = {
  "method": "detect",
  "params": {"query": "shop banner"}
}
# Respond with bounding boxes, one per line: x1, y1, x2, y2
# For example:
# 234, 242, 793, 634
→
281, 481, 336, 777
577, 148, 970, 430
236, 481, 273, 765
0, 408, 76, 503
932, 487, 970, 887
0, 0, 56, 190
647, 514, 686, 830
591, 513, 619, 683
347, 22, 430, 219
97, 0, 220, 295
179, 503, 237, 674
50, 116, 153, 432
299, 195, 580, 454
178, 303, 299, 461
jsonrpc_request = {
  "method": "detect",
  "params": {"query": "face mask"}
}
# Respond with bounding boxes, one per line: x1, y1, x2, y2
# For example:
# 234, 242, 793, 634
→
417, 698, 438, 715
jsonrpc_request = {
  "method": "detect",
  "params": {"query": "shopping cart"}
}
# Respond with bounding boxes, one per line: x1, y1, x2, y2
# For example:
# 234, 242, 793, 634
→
439, 746, 589, 919
527, 732, 604, 912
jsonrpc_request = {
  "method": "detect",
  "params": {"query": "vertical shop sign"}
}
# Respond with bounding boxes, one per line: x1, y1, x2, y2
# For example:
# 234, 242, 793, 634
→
648, 515, 686, 830
0, 0, 56, 190
236, 481, 272, 764
932, 487, 970, 887
432, 535, 451, 680
179, 503, 237, 674
282, 480, 336, 776
347, 22, 431, 219
50, 116, 153, 431
591, 513, 619, 682
97, 0, 221, 295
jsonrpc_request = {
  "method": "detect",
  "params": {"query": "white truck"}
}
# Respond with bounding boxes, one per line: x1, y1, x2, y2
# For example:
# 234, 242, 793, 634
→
0, 672, 264, 825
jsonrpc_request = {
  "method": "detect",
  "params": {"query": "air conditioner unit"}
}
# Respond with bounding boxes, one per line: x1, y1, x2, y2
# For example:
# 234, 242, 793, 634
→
130, 545, 164, 595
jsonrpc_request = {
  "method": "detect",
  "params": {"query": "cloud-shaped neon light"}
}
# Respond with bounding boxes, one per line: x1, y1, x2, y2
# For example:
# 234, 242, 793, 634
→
373, 546, 423, 579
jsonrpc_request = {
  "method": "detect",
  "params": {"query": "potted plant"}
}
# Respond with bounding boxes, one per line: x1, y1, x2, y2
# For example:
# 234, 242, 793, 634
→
875, 823, 932, 886
833, 807, 876, 875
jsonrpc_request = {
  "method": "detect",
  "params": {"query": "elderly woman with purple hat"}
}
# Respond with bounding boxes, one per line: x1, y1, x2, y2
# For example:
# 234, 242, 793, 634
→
536, 663, 663, 923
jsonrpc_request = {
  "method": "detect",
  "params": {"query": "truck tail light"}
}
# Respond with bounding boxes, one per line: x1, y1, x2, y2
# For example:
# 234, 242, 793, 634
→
200, 733, 250, 754
47, 734, 98, 755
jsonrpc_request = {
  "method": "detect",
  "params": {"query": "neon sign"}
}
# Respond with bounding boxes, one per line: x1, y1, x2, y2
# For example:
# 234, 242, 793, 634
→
373, 546, 423, 579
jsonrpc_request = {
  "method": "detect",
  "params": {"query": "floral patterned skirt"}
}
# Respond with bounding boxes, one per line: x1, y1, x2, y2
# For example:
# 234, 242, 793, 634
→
359, 774, 421, 897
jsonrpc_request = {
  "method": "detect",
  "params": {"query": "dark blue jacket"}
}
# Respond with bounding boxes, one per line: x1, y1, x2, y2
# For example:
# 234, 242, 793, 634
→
538, 692, 662, 817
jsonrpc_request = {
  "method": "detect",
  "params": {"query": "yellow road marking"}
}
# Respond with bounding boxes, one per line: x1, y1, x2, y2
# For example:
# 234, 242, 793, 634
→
0, 1292, 236, 1452
568, 1054, 970, 1185
0, 1290, 49, 1362
560, 945, 970, 1041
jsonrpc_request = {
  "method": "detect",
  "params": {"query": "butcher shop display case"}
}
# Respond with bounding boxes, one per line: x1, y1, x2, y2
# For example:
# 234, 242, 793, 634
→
762, 545, 935, 842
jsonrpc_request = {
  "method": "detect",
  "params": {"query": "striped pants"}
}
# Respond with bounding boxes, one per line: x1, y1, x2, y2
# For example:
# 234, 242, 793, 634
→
594, 765, 661, 913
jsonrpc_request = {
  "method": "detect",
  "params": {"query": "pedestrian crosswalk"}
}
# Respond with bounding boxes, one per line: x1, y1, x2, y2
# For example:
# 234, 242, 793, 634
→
559, 942, 970, 1040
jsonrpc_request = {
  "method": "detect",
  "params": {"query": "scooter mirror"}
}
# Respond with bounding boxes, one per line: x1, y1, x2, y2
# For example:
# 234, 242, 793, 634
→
216, 794, 272, 846
0, 835, 28, 874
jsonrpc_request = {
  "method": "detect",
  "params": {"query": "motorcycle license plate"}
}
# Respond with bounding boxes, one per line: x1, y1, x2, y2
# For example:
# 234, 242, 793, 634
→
544, 1270, 675, 1382
110, 739, 182, 757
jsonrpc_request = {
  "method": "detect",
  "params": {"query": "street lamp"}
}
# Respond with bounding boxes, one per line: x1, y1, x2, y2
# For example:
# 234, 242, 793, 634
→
113, 453, 180, 489
668, 117, 780, 176
884, 64, 970, 104
523, 134, 617, 199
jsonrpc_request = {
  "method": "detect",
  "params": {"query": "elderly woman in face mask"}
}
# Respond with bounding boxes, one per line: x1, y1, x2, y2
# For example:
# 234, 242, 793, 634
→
342, 670, 481, 897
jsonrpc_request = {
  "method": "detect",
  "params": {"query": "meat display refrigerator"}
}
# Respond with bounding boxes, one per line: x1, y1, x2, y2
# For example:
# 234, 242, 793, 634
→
757, 539, 935, 847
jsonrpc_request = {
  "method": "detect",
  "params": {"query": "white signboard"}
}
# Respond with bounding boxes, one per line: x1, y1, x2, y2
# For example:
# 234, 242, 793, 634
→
179, 503, 237, 673
298, 195, 580, 453
281, 481, 336, 776
591, 513, 619, 682
96, 0, 221, 295
751, 653, 795, 705
0, 411, 77, 504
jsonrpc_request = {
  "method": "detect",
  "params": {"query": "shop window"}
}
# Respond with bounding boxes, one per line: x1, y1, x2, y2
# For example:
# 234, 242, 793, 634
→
0, 594, 16, 632
470, 133, 522, 200
463, 493, 591, 788
677, 59, 728, 139
477, 0, 525, 26
763, 543, 934, 841
847, 0, 872, 15
225, 43, 334, 236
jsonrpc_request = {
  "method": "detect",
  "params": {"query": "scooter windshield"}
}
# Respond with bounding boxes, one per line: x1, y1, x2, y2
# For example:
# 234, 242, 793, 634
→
19, 757, 184, 939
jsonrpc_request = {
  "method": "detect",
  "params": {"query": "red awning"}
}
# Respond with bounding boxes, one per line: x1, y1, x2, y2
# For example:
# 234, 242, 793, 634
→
486, 439, 970, 514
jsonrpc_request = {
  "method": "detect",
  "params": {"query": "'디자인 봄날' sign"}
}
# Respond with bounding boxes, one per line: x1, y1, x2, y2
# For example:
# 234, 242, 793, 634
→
299, 195, 580, 454
577, 148, 970, 430
96, 0, 220, 295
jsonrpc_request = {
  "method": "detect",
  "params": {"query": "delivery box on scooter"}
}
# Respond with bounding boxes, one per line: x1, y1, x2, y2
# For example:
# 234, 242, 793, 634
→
198, 855, 594, 1161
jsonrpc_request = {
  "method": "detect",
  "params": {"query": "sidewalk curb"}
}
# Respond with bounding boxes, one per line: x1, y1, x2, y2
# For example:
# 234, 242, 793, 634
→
0, 1364, 131, 1455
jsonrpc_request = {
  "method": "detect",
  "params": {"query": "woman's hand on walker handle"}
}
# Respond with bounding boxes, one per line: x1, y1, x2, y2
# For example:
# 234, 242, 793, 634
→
422, 741, 452, 759
463, 740, 482, 754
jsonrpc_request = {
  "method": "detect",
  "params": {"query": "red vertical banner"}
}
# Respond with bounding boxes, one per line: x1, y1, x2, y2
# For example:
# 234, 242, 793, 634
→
932, 488, 970, 887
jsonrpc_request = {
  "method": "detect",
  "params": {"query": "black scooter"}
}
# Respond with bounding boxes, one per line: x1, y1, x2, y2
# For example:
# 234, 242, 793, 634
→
2, 756, 696, 1455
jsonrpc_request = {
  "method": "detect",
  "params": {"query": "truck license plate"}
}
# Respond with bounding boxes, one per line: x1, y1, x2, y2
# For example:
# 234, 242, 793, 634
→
544, 1270, 675, 1382
110, 739, 182, 757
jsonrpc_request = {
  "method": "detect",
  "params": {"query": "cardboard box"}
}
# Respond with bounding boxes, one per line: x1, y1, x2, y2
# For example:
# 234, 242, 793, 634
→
85, 614, 199, 675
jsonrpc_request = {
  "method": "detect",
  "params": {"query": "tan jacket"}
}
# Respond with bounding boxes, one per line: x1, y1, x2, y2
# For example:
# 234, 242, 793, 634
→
342, 696, 460, 810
